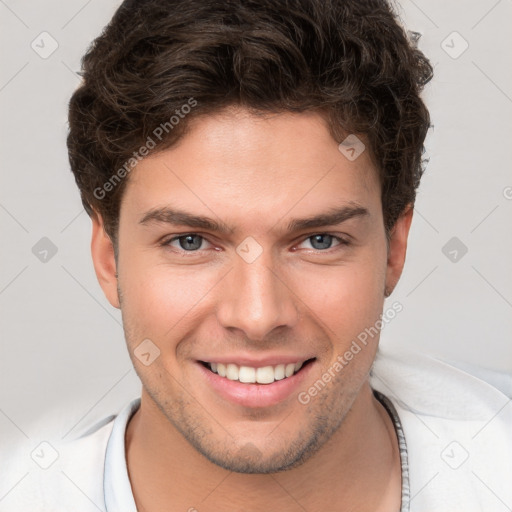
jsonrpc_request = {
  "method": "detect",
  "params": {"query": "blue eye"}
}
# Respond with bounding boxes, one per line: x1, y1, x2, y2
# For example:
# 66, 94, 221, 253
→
299, 234, 347, 251
310, 234, 335, 250
167, 234, 207, 251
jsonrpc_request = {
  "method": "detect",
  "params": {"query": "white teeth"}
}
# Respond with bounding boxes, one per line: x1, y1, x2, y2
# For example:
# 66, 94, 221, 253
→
256, 366, 275, 384
285, 363, 295, 378
239, 366, 256, 383
226, 363, 239, 381
217, 363, 226, 377
207, 360, 308, 384
274, 364, 285, 380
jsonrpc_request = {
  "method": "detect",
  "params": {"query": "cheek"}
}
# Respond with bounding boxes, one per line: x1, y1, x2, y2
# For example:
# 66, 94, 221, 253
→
120, 264, 222, 340
290, 262, 386, 388
288, 255, 387, 335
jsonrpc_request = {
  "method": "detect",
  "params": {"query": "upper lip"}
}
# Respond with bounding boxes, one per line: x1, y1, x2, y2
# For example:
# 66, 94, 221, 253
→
198, 355, 316, 367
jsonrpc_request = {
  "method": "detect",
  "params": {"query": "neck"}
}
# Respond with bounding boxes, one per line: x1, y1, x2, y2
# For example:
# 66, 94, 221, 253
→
125, 382, 402, 511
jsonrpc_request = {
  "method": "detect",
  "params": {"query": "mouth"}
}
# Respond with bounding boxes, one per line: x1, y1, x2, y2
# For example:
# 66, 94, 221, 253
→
196, 357, 317, 408
200, 359, 315, 384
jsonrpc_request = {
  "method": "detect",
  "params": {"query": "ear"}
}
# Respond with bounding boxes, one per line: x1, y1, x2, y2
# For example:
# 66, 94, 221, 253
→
91, 213, 120, 309
384, 205, 414, 297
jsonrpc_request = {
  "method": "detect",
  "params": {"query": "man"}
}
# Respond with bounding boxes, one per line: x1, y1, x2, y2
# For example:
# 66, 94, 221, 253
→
4, 0, 511, 511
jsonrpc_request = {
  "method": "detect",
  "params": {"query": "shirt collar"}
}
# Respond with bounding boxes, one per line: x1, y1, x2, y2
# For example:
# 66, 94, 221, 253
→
104, 397, 140, 512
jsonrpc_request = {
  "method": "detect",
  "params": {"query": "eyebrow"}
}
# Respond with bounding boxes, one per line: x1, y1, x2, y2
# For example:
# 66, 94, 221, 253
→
139, 202, 369, 235
285, 203, 369, 232
140, 207, 234, 234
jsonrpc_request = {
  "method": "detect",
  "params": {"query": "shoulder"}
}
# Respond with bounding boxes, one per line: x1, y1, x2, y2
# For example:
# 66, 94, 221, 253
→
370, 346, 512, 419
371, 347, 512, 512
0, 399, 138, 512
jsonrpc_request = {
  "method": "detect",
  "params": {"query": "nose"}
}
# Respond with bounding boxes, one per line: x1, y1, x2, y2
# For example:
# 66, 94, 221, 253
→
216, 250, 299, 341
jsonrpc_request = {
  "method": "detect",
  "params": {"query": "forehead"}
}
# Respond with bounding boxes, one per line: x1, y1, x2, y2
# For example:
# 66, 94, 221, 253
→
122, 108, 380, 227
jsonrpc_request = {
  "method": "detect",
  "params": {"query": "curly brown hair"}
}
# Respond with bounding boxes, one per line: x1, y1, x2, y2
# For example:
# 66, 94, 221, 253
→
67, 0, 433, 243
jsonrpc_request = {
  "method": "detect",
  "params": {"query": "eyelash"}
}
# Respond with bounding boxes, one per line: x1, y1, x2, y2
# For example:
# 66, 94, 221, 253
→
160, 232, 351, 255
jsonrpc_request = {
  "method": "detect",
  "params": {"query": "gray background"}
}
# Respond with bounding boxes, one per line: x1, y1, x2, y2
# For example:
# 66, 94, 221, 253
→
0, 0, 511, 466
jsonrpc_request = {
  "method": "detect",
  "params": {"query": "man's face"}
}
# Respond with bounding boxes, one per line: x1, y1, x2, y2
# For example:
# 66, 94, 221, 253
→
101, 108, 395, 473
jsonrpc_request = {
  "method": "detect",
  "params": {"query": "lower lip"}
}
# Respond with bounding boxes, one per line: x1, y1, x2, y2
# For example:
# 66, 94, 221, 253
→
196, 361, 315, 408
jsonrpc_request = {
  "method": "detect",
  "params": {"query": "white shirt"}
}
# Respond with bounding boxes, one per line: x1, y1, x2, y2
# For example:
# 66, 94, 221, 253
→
2, 346, 511, 512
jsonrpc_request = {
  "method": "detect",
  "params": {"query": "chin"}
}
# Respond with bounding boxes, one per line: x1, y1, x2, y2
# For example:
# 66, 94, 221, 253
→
183, 424, 331, 474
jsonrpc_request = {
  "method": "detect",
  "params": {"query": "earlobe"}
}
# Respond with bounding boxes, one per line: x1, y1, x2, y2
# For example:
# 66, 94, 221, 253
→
384, 206, 414, 297
91, 213, 120, 309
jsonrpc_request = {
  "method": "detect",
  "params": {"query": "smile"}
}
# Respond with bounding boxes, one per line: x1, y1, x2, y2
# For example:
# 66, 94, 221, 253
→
197, 356, 316, 407
203, 360, 311, 384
